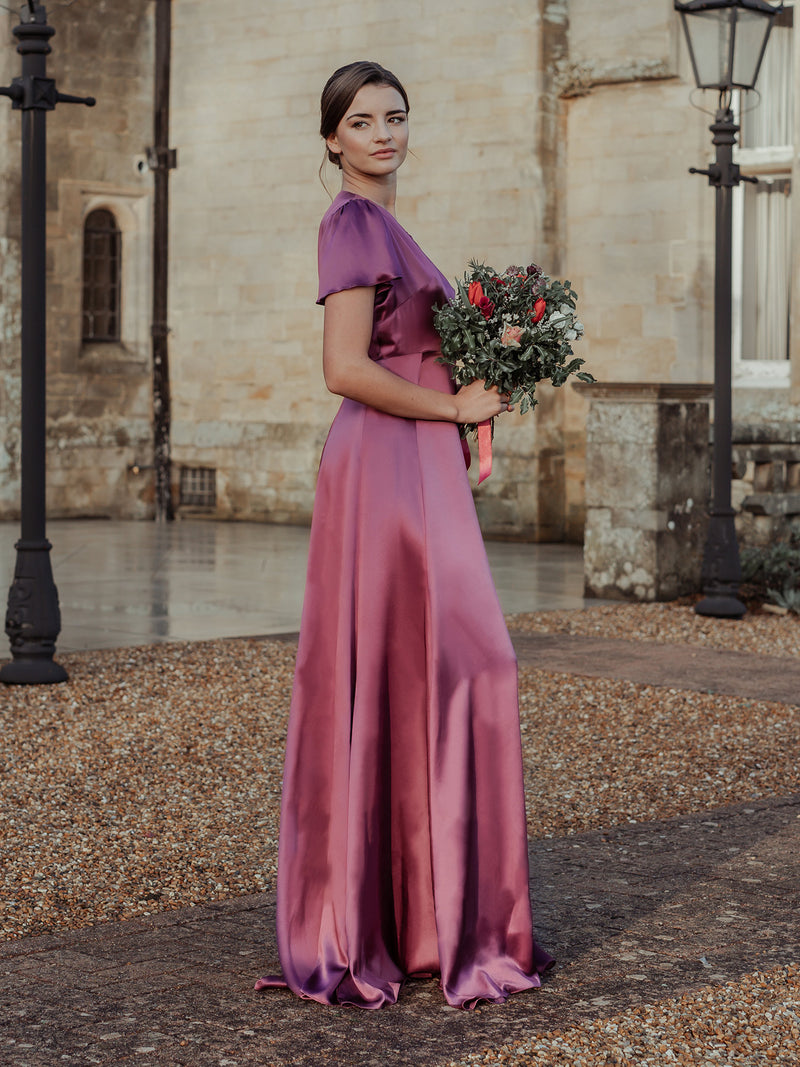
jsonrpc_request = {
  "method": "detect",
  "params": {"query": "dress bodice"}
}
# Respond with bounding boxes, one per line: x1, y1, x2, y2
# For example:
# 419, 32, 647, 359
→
317, 191, 454, 366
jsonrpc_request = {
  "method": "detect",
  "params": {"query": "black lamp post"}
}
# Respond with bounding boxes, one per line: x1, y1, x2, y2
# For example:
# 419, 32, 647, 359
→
0, 2, 94, 684
674, 0, 782, 619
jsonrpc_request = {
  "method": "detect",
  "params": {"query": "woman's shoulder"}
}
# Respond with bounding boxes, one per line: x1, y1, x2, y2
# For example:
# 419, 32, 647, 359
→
320, 191, 392, 233
316, 193, 404, 304
318, 192, 401, 263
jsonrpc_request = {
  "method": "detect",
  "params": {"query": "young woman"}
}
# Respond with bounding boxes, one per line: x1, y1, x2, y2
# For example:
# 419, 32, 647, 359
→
256, 60, 553, 1010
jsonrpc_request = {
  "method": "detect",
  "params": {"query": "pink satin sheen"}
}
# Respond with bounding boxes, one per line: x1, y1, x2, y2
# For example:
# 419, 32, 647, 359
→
477, 420, 493, 484
255, 191, 553, 1009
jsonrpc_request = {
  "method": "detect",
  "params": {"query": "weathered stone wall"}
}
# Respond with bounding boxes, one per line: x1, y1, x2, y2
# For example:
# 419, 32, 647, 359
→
0, 1, 154, 520
564, 0, 800, 552
1, 0, 797, 551
582, 384, 711, 601
732, 423, 800, 547
0, 12, 22, 513
561, 2, 717, 543
166, 0, 556, 531
470, 0, 570, 541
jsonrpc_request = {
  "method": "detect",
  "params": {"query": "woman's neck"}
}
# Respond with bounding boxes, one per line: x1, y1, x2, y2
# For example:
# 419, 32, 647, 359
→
340, 173, 397, 216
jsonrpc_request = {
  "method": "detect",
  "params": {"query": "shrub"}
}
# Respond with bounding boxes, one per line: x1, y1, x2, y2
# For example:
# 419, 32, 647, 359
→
740, 535, 800, 613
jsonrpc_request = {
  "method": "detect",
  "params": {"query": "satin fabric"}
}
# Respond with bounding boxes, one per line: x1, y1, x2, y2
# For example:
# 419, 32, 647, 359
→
256, 191, 553, 1008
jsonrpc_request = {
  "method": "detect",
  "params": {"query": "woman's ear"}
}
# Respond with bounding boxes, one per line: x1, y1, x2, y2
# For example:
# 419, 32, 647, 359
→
326, 134, 341, 158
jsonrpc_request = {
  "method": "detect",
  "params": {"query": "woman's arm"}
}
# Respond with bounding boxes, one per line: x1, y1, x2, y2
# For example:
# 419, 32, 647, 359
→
322, 286, 508, 423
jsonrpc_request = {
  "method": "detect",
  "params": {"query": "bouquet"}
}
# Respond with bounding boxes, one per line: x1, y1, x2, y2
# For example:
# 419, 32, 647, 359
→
434, 261, 592, 482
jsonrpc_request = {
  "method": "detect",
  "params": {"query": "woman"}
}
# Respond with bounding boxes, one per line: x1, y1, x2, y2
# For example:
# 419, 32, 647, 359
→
256, 60, 553, 1009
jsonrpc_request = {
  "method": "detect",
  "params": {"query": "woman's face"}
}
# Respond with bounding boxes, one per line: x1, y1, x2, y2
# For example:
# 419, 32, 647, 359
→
326, 83, 408, 181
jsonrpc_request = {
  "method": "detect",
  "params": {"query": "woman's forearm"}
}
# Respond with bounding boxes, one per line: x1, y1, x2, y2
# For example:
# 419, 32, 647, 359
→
324, 354, 460, 421
322, 286, 508, 424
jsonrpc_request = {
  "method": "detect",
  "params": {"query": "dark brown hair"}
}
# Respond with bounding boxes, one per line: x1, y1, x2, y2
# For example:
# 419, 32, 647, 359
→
320, 61, 409, 168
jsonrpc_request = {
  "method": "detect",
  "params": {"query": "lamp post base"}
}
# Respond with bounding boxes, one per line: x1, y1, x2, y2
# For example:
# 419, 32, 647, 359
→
1, 539, 68, 685
694, 510, 746, 620
0, 656, 68, 685
694, 592, 747, 618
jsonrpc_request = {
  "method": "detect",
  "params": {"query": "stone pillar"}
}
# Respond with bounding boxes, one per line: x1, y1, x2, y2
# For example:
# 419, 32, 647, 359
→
577, 383, 713, 602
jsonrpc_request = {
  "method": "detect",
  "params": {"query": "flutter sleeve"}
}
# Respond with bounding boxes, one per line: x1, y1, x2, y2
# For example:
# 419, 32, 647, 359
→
317, 196, 403, 305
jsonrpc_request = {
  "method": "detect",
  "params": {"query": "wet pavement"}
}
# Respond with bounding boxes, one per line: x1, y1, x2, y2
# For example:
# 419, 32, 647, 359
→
0, 519, 588, 653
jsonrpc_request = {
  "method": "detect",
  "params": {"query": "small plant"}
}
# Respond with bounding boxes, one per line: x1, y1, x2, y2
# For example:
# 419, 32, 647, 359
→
766, 584, 800, 616
740, 537, 800, 600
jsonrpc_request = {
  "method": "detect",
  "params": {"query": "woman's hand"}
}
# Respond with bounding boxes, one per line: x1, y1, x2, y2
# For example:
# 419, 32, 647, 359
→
453, 379, 513, 424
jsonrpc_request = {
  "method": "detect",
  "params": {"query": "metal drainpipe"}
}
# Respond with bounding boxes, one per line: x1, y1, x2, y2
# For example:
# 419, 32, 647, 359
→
149, 0, 177, 521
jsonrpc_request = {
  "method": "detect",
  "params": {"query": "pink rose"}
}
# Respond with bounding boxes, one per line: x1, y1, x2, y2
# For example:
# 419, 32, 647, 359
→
501, 324, 523, 348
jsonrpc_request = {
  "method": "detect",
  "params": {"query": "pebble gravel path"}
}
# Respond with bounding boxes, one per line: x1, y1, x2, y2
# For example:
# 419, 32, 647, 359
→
448, 965, 800, 1066
2, 603, 798, 1065
508, 601, 800, 658
2, 614, 798, 942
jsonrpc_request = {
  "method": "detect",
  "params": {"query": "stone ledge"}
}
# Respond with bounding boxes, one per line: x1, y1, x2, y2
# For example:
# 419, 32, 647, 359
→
574, 382, 713, 402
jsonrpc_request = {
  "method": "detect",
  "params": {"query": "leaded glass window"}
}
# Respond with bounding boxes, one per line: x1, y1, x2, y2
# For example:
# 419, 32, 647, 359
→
82, 208, 121, 342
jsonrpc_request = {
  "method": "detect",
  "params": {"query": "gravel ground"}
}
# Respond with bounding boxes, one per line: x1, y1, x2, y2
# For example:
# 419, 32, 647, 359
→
1, 639, 294, 940
448, 965, 800, 1066
2, 604, 799, 1065
507, 602, 800, 658
1, 607, 798, 943
518, 671, 797, 837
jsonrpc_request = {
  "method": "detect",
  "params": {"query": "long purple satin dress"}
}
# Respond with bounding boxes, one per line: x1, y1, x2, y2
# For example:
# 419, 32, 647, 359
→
256, 190, 553, 1009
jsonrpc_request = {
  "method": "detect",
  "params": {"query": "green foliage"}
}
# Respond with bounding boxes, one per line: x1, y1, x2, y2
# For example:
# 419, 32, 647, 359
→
741, 535, 800, 615
740, 538, 800, 599
766, 585, 800, 615
433, 261, 594, 433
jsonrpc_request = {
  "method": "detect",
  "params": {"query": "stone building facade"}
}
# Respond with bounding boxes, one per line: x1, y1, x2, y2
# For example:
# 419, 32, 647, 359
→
0, 1, 154, 519
0, 0, 797, 546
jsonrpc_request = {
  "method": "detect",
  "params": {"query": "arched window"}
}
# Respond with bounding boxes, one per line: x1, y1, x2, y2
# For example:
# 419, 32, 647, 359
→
82, 208, 121, 342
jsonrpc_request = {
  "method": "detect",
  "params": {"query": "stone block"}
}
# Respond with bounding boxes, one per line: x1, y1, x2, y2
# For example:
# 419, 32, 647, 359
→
585, 441, 657, 508
586, 400, 659, 447
581, 384, 712, 601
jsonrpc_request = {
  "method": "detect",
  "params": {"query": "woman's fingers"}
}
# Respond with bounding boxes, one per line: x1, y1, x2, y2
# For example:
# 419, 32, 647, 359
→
454, 380, 515, 423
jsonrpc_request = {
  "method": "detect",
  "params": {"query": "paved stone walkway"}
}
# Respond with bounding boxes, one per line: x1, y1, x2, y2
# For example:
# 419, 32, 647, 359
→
2, 797, 797, 1066
2, 634, 798, 1066
511, 633, 800, 705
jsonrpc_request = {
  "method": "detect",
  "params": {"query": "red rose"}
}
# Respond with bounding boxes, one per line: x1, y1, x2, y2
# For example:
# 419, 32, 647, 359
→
468, 280, 485, 305
468, 280, 494, 320
531, 297, 546, 324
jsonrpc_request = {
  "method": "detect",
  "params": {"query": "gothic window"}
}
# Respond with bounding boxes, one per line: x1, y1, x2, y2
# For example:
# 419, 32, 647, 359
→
733, 4, 793, 377
82, 208, 121, 342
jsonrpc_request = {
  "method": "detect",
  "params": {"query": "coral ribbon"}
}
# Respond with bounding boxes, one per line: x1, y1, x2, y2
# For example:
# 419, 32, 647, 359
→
477, 419, 492, 484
